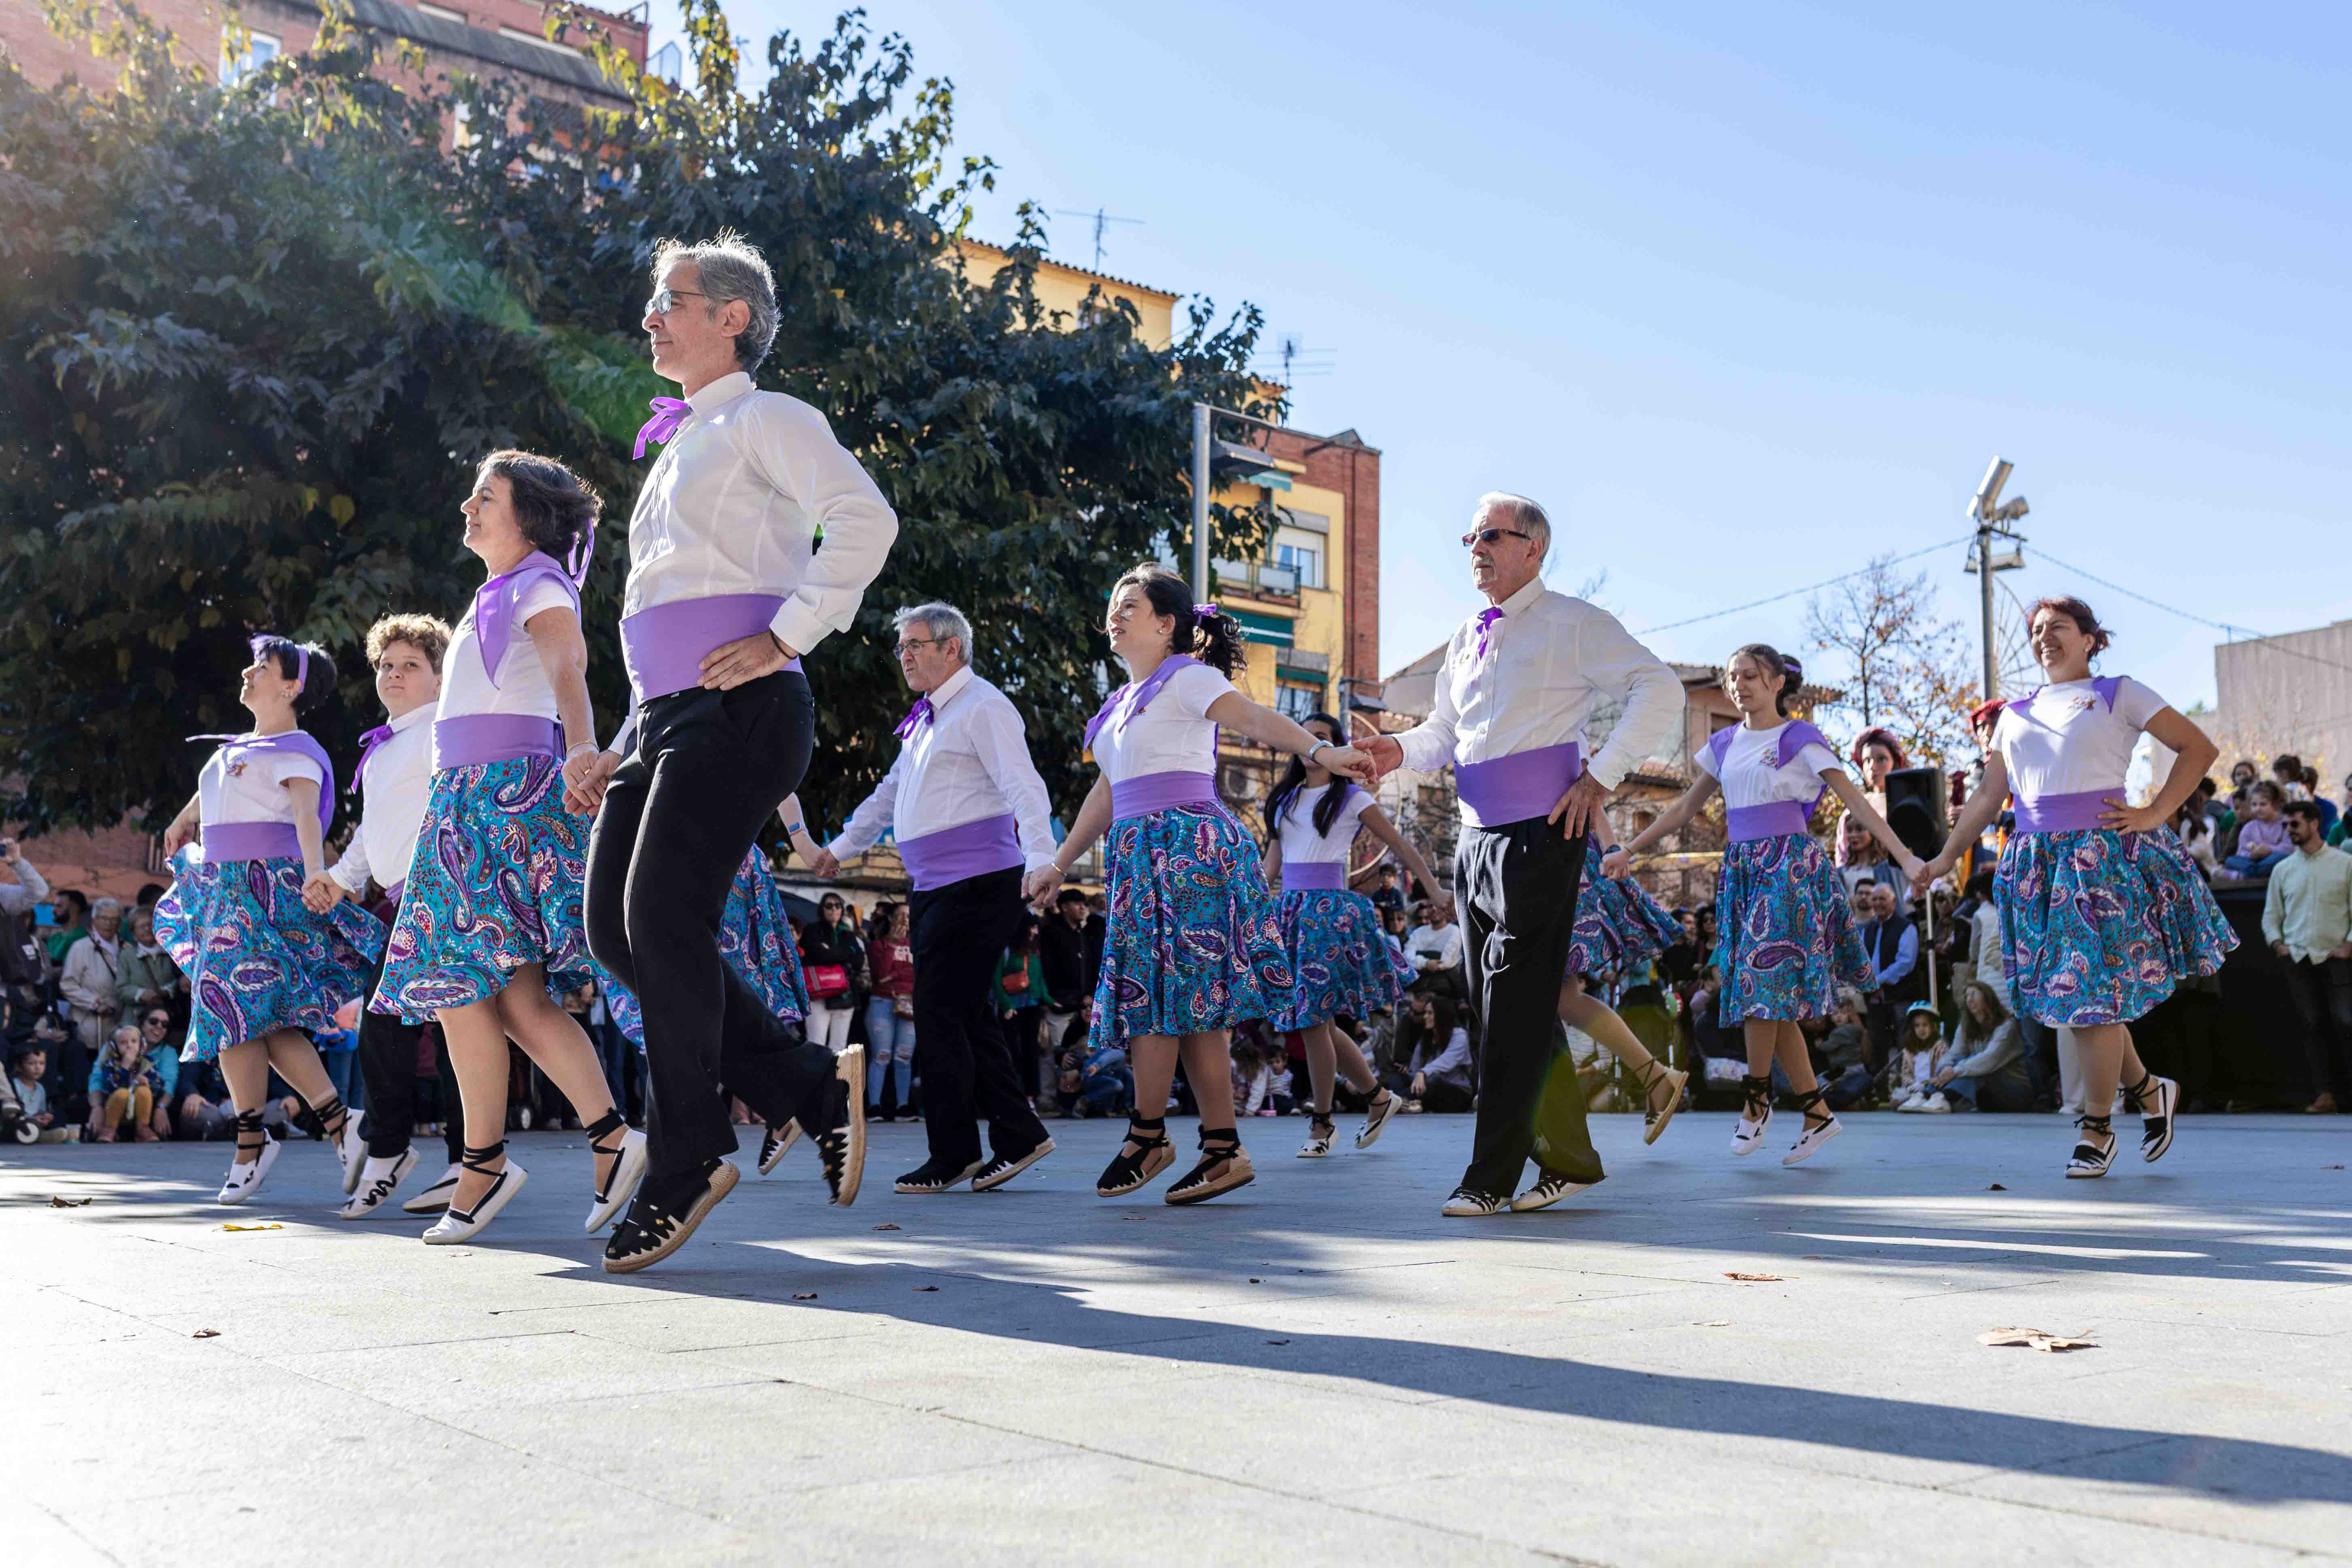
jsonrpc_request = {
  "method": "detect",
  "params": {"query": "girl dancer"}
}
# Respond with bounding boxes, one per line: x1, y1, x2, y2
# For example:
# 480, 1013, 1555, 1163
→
1040, 564, 1375, 1203
1572, 812, 1691, 1142
604, 840, 814, 1177
1615, 645, 1922, 1165
1916, 596, 2229, 1177
374, 452, 646, 1243
1259, 711, 1436, 1159
155, 637, 384, 1204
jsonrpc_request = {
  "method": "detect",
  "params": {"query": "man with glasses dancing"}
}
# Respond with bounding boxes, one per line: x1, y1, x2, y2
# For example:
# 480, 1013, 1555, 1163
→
1357, 494, 1680, 1217
803, 602, 1064, 1194
571, 232, 899, 1273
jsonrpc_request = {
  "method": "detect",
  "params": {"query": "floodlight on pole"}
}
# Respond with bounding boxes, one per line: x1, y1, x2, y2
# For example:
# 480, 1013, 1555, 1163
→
1965, 456, 2028, 702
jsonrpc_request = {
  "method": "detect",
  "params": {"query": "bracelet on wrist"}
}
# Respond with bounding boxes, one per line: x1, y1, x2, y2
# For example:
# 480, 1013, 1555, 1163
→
565, 742, 597, 760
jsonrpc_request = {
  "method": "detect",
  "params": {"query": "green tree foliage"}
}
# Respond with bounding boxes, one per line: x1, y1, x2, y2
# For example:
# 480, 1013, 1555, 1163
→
0, 0, 1275, 836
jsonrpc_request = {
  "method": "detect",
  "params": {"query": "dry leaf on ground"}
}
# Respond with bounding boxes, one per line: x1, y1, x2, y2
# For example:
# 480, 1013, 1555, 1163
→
1979, 1327, 2097, 1352
1988, 1183, 2007, 1190
192, 1329, 220, 1339
1692, 1320, 1732, 1328
49, 1196, 93, 1207
220, 1223, 283, 1232
913, 1285, 939, 1292
1725, 1272, 1784, 1283
791, 1292, 817, 1301
872, 1223, 901, 1231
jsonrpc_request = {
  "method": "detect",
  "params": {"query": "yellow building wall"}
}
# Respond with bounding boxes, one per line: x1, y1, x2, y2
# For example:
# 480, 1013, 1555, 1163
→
1213, 476, 1348, 720
951, 238, 1177, 349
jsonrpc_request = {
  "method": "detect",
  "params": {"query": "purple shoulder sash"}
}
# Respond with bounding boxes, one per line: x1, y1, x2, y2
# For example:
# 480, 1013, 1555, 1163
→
187, 731, 337, 833
1083, 655, 1204, 751
474, 552, 583, 687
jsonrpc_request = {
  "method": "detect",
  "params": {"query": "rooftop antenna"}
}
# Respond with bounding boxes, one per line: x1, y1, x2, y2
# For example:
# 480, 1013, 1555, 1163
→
1053, 206, 1142, 271
1254, 332, 1334, 383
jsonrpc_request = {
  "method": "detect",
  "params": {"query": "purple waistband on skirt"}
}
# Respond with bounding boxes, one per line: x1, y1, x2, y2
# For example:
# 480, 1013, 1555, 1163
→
434, 713, 563, 770
1455, 742, 1582, 825
621, 594, 802, 703
203, 822, 301, 862
1727, 800, 1814, 843
2012, 789, 2118, 834
1111, 770, 1220, 822
897, 813, 1023, 892
1284, 861, 1350, 891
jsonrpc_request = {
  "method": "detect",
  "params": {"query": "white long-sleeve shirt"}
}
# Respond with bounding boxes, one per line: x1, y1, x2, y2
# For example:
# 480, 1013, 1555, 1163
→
827, 666, 1059, 874
1391, 576, 1682, 826
330, 702, 436, 896
0, 854, 50, 918
625, 371, 899, 656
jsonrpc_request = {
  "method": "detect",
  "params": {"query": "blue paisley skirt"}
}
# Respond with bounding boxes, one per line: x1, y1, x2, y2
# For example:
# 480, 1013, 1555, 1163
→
1566, 861, 1685, 979
155, 847, 386, 1064
1997, 828, 2236, 1027
1091, 804, 1293, 1045
1270, 887, 1415, 1031
373, 755, 597, 1020
606, 849, 810, 1047
1712, 833, 1872, 1024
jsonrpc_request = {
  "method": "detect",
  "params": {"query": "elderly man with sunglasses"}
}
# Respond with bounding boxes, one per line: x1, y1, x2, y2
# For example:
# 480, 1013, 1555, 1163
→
1357, 494, 1680, 1217
569, 233, 900, 1273
800, 601, 1063, 1196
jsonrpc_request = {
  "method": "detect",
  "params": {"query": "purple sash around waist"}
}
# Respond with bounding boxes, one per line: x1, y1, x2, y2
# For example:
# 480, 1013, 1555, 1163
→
621, 594, 804, 704
1726, 800, 1814, 843
897, 813, 1023, 892
2012, 789, 2117, 834
1111, 770, 1220, 823
1284, 860, 1349, 892
1455, 742, 1581, 826
204, 821, 301, 862
434, 714, 563, 771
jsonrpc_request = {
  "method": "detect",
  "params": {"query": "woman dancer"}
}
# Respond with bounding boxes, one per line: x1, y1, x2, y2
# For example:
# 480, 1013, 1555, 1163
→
1039, 564, 1374, 1203
1570, 812, 1690, 1142
1615, 645, 1922, 1165
155, 637, 383, 1204
604, 841, 812, 1176
1259, 711, 1438, 1159
374, 452, 646, 1242
1916, 596, 2229, 1176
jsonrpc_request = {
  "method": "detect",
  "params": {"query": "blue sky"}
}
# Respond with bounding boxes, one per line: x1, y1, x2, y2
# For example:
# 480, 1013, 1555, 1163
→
696, 1, 2350, 711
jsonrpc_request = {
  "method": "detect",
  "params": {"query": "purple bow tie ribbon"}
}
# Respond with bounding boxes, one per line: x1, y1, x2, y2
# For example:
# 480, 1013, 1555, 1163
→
1474, 607, 1505, 660
894, 695, 935, 739
352, 723, 396, 794
632, 396, 693, 461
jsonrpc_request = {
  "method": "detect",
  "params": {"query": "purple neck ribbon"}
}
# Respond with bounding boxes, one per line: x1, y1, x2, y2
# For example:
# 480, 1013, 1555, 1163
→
473, 551, 582, 688
1474, 607, 1505, 660
185, 730, 337, 833
1083, 655, 1203, 752
633, 396, 692, 461
351, 722, 396, 796
894, 695, 935, 739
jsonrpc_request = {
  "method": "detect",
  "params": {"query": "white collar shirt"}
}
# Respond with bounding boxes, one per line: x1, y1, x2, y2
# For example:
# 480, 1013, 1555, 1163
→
1392, 576, 1682, 819
330, 702, 437, 895
625, 371, 900, 655
827, 666, 1059, 873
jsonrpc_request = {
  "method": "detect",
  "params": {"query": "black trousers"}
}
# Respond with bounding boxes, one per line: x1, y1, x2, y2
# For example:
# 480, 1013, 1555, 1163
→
358, 890, 462, 1165
584, 671, 835, 1180
2282, 956, 2352, 1104
1455, 817, 1601, 1196
910, 867, 1048, 1168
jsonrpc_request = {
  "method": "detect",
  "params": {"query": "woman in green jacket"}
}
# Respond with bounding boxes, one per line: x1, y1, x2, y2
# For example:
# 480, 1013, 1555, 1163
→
994, 915, 1051, 1113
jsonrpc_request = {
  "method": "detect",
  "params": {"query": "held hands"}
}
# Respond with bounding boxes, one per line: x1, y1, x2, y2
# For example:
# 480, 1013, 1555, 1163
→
300, 872, 349, 915
1910, 851, 1953, 894
1546, 774, 1612, 840
1599, 845, 1632, 881
564, 749, 619, 816
699, 630, 798, 691
1315, 744, 1377, 785
1022, 864, 1063, 909
804, 845, 842, 880
2097, 797, 2167, 836
1348, 714, 1403, 783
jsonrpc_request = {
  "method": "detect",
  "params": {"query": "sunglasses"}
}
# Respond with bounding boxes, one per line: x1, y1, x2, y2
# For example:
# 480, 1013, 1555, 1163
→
643, 287, 708, 316
1461, 527, 1532, 548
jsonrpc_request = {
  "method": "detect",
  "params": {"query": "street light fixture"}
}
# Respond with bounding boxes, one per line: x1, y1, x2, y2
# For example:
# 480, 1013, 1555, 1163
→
1965, 457, 2029, 701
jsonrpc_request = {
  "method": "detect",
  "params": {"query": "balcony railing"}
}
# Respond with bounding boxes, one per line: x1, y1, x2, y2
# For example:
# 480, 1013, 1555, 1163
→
1210, 558, 1298, 600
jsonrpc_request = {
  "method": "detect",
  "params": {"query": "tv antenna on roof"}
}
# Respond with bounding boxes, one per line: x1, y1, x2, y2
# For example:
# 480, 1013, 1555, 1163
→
1253, 333, 1334, 383
1054, 206, 1143, 271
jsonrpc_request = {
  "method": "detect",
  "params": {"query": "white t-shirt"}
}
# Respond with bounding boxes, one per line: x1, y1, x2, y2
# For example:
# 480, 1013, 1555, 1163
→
1277, 784, 1372, 864
438, 577, 577, 723
1993, 677, 2166, 800
198, 743, 323, 827
1693, 721, 1844, 811
1092, 663, 1233, 785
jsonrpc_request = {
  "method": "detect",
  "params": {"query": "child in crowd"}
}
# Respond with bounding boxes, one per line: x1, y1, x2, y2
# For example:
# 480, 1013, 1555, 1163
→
1231, 1037, 1277, 1117
1888, 1003, 1951, 1113
89, 1024, 168, 1142
1818, 988, 1874, 1110
9, 1045, 74, 1142
2222, 782, 2292, 879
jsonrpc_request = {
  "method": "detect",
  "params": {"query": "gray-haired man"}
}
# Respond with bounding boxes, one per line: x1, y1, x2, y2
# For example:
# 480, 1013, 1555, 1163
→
806, 603, 1063, 1193
574, 232, 900, 1272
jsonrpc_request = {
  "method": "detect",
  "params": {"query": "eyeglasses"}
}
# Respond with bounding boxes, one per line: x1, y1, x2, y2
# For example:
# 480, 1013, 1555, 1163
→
643, 287, 708, 316
894, 636, 940, 655
144, 1017, 169, 1028
1461, 527, 1532, 548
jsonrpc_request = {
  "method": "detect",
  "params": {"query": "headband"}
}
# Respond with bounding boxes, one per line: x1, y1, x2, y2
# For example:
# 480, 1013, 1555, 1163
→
252, 634, 308, 692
